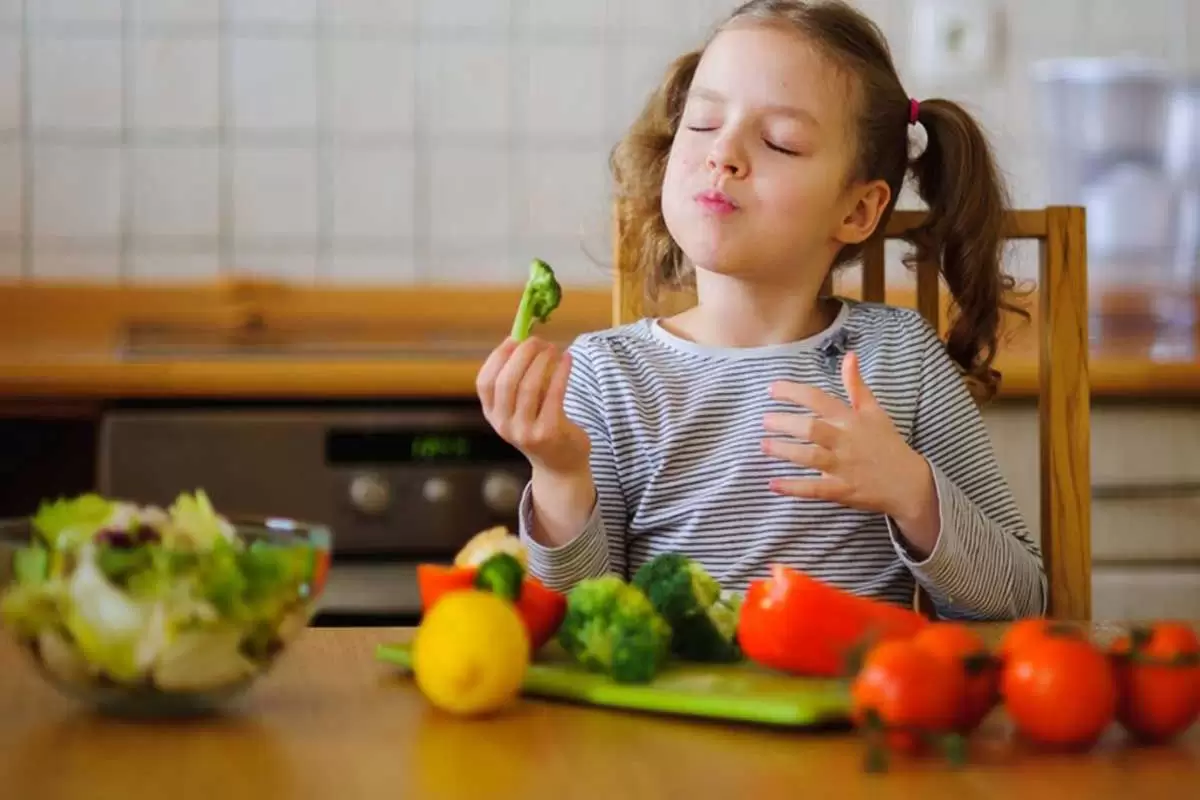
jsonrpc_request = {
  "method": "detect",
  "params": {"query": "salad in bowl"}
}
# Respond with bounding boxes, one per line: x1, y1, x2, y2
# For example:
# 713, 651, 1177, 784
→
0, 490, 331, 716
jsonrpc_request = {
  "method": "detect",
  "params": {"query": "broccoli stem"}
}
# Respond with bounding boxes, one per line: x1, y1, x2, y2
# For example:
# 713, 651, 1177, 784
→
511, 288, 536, 341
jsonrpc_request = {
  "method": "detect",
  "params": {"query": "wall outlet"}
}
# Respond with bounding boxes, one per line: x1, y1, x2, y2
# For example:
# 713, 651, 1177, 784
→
910, 0, 1001, 84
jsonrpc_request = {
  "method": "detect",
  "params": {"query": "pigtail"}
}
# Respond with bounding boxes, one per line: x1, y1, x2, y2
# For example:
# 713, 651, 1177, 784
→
905, 99, 1030, 403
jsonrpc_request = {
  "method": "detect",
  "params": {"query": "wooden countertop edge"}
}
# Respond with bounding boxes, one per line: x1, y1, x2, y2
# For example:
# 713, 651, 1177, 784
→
3, 357, 1200, 402
2, 280, 1199, 402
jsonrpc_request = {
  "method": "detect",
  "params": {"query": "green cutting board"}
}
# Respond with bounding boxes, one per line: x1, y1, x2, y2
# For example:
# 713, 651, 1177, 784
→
376, 641, 853, 728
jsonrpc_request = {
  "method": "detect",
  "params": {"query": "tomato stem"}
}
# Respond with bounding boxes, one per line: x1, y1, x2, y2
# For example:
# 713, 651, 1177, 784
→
1120, 650, 1200, 668
1127, 625, 1153, 650
939, 733, 968, 768
859, 709, 889, 774
1045, 622, 1083, 639
962, 651, 1000, 675
864, 740, 888, 774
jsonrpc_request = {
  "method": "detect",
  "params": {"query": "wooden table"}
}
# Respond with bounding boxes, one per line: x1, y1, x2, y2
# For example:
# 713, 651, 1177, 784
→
1, 626, 1197, 799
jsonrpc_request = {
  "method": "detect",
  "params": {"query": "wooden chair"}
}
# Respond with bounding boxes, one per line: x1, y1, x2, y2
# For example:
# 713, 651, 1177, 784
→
612, 206, 1092, 621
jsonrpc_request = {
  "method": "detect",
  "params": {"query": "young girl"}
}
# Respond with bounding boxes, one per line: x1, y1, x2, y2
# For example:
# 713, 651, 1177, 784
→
475, 0, 1044, 621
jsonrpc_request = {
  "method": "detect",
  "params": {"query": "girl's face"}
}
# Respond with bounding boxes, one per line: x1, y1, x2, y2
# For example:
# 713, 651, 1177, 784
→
661, 24, 888, 285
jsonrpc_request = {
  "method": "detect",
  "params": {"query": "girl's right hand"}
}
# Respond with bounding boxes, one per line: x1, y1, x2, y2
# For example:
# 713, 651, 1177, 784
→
476, 336, 591, 476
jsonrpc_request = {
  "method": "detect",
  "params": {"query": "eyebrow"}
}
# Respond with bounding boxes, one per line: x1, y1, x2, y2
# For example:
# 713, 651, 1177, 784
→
688, 86, 821, 128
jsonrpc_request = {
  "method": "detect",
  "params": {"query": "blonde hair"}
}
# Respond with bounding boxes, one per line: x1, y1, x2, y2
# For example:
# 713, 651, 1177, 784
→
609, 0, 1026, 401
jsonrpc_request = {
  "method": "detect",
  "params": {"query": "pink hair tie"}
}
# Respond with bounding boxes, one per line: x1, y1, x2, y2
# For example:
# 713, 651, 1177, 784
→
906, 99, 927, 161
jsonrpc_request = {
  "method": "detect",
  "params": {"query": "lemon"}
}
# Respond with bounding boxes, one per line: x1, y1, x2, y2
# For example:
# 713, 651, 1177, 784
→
412, 589, 530, 716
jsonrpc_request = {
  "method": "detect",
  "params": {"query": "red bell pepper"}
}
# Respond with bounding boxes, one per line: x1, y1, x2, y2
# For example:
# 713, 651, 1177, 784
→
311, 549, 331, 595
416, 563, 566, 652
737, 564, 930, 677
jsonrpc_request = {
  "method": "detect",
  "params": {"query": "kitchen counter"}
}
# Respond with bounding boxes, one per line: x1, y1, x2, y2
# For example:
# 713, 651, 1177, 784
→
2, 281, 1200, 405
0, 625, 1196, 800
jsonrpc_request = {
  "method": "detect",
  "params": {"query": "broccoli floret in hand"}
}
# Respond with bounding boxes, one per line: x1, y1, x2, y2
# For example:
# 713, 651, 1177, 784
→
632, 553, 743, 663
473, 552, 525, 602
510, 258, 562, 341
557, 575, 672, 684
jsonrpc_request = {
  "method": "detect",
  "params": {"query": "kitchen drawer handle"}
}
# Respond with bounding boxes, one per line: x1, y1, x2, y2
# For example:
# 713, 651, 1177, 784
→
1092, 481, 1200, 500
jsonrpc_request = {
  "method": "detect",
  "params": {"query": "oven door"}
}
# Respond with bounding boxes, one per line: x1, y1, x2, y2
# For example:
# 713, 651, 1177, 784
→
97, 404, 531, 625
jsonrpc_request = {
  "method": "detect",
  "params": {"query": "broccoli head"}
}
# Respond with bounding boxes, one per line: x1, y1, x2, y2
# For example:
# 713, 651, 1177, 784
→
511, 258, 562, 341
472, 552, 525, 602
557, 574, 672, 684
631, 553, 743, 663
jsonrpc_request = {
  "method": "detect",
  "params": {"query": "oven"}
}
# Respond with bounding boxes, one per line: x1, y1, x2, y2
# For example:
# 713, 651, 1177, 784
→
96, 402, 530, 626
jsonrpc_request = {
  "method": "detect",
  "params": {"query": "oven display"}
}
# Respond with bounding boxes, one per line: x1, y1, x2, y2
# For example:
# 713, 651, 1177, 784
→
326, 428, 520, 464
410, 433, 470, 460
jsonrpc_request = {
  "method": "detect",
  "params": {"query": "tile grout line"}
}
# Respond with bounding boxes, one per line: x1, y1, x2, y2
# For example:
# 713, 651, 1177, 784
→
603, 0, 618, 272
314, 4, 331, 285
0, 20, 669, 44
410, 5, 429, 281
118, 0, 133, 282
0, 128, 615, 150
217, 0, 232, 278
18, 0, 31, 280
507, 0, 526, 278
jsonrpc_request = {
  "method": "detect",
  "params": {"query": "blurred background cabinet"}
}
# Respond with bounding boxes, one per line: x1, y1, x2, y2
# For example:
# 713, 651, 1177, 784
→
985, 402, 1200, 619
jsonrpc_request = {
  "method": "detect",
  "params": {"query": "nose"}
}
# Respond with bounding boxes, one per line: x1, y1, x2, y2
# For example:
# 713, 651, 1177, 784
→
706, 132, 748, 178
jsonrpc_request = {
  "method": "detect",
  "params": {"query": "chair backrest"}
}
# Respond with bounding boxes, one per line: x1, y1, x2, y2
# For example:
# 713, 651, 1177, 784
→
612, 206, 1092, 621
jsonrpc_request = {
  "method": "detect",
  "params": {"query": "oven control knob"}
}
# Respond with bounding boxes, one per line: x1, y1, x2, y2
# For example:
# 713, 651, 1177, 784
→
482, 471, 523, 514
422, 476, 453, 504
349, 473, 390, 515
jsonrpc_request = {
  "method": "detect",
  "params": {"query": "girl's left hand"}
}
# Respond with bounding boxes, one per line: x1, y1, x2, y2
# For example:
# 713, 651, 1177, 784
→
761, 351, 939, 551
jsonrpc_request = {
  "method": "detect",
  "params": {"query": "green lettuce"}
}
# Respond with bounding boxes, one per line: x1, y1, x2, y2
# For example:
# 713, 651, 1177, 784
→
163, 490, 234, 549
31, 493, 116, 550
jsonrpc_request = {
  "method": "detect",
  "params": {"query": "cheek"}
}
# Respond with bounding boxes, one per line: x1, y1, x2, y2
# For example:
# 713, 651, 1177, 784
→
661, 144, 703, 217
663, 143, 704, 192
761, 170, 841, 221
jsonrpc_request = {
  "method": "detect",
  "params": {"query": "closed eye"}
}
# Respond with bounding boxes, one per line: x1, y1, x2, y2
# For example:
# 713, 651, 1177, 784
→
765, 140, 801, 156
686, 126, 717, 132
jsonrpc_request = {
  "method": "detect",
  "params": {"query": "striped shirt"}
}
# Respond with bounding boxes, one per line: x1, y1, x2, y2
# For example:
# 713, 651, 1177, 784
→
517, 299, 1046, 621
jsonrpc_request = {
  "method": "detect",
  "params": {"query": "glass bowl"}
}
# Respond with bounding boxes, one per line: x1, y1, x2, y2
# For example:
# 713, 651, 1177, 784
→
0, 514, 332, 718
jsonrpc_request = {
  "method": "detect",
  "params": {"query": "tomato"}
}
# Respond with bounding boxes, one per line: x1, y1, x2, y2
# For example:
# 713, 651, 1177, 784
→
997, 618, 1082, 662
417, 563, 566, 653
737, 565, 929, 677
1002, 632, 1117, 750
912, 623, 999, 732
851, 639, 967, 757
1110, 622, 1200, 743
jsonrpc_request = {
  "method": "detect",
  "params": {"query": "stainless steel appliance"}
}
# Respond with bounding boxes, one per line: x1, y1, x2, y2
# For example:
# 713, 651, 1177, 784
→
97, 403, 530, 625
1032, 57, 1199, 355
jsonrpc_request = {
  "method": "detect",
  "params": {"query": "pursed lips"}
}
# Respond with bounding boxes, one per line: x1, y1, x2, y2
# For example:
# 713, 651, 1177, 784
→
694, 188, 739, 214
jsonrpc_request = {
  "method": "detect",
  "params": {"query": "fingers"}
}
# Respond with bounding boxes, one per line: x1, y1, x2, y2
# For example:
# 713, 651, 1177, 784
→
769, 380, 850, 422
769, 475, 850, 502
762, 412, 841, 449
515, 345, 558, 427
476, 337, 519, 415
489, 337, 552, 425
537, 351, 573, 428
761, 439, 836, 472
841, 351, 878, 411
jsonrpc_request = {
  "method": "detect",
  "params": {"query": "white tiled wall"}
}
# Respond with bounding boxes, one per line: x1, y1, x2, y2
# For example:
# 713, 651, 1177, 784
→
0, 0, 1195, 286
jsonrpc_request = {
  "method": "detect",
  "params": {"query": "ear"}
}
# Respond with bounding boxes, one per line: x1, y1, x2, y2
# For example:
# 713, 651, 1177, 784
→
833, 179, 891, 246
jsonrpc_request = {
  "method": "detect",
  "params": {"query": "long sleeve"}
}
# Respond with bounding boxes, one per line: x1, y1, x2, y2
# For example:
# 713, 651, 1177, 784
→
518, 336, 630, 591
886, 320, 1047, 620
